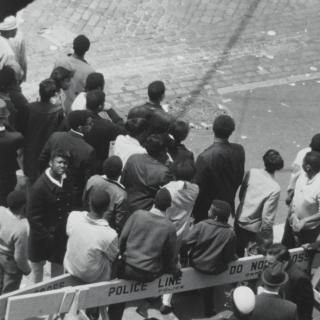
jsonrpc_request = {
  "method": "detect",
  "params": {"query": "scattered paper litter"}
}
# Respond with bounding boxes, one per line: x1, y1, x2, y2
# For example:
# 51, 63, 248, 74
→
288, 83, 296, 86
267, 30, 276, 36
241, 135, 248, 140
222, 98, 232, 103
177, 55, 185, 60
217, 103, 225, 110
310, 66, 318, 71
267, 109, 272, 113
257, 66, 269, 74
280, 102, 290, 108
200, 122, 210, 129
305, 73, 311, 77
49, 45, 58, 51
297, 144, 300, 148
316, 80, 320, 84
216, 70, 225, 74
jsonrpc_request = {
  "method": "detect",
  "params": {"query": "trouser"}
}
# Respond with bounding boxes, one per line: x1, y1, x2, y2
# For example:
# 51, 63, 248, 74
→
0, 174, 17, 207
202, 287, 216, 316
0, 253, 23, 294
234, 223, 256, 257
30, 260, 64, 283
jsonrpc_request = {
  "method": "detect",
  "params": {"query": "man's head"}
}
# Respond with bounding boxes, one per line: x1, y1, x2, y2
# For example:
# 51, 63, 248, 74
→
68, 110, 93, 134
86, 90, 105, 113
145, 134, 166, 158
168, 120, 190, 143
231, 286, 255, 319
7, 190, 26, 216
0, 66, 16, 92
154, 189, 172, 212
50, 67, 73, 91
266, 243, 290, 267
102, 156, 123, 180
310, 134, 320, 152
261, 262, 288, 292
208, 200, 231, 222
73, 35, 90, 57
148, 81, 165, 103
302, 151, 320, 178
263, 149, 284, 174
212, 115, 235, 140
49, 149, 71, 179
89, 188, 110, 218
173, 160, 196, 182
85, 72, 105, 91
39, 79, 58, 103
125, 118, 147, 138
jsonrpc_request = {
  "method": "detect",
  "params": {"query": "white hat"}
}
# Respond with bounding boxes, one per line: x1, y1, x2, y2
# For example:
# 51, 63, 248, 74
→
0, 16, 18, 31
233, 286, 256, 315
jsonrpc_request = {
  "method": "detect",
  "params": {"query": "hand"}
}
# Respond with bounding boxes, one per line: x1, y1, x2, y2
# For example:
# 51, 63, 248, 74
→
173, 269, 182, 280
292, 218, 305, 232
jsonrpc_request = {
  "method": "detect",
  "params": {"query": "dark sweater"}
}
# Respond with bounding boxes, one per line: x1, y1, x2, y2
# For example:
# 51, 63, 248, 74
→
119, 209, 179, 275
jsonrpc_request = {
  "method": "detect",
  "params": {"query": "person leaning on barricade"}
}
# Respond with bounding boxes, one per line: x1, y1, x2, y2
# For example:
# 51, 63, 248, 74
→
184, 199, 237, 317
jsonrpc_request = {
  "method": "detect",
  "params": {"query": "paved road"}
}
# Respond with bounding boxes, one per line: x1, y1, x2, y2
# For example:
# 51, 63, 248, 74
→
15, 0, 320, 319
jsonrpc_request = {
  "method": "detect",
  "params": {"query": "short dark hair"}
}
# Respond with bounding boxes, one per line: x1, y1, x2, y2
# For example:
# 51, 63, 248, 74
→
86, 90, 105, 112
68, 110, 92, 130
50, 67, 73, 90
125, 118, 147, 137
148, 110, 171, 134
304, 151, 320, 172
50, 149, 71, 163
148, 81, 165, 102
209, 200, 231, 222
0, 66, 16, 91
213, 115, 235, 139
145, 134, 166, 157
154, 188, 172, 211
310, 134, 320, 152
89, 189, 110, 217
102, 156, 123, 180
73, 35, 90, 56
39, 79, 57, 103
173, 161, 196, 181
169, 120, 189, 142
85, 72, 105, 91
266, 244, 290, 262
263, 149, 284, 173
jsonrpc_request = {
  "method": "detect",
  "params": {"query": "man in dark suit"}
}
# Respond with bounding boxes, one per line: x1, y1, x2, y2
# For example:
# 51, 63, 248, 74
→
0, 99, 24, 206
192, 114, 245, 222
39, 110, 95, 207
266, 244, 314, 320
252, 263, 298, 320
84, 90, 124, 172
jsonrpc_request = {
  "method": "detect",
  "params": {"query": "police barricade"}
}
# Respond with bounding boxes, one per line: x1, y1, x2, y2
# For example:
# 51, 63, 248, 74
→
3, 248, 309, 320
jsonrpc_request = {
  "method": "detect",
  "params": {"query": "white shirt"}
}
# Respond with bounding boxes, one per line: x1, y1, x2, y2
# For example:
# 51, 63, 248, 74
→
292, 171, 320, 229
64, 211, 118, 283
71, 92, 86, 111
287, 147, 310, 191
113, 135, 146, 166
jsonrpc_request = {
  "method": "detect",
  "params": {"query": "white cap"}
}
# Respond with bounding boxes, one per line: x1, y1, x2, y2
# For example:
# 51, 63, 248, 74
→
0, 16, 17, 31
233, 286, 256, 315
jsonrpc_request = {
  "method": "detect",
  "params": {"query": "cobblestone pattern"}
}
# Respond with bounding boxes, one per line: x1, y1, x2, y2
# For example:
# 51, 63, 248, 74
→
20, 0, 320, 120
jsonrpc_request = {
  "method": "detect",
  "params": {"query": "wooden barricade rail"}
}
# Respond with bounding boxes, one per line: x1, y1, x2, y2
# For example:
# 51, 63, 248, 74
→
3, 248, 310, 320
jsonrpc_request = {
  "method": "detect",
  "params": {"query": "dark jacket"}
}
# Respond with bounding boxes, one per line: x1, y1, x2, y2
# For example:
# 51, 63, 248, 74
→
0, 130, 23, 177
119, 209, 179, 275
121, 153, 173, 212
39, 130, 96, 206
281, 262, 314, 320
167, 140, 194, 164
193, 141, 245, 222
83, 175, 130, 233
186, 219, 237, 274
84, 113, 124, 172
251, 293, 298, 320
27, 172, 74, 264
23, 101, 64, 183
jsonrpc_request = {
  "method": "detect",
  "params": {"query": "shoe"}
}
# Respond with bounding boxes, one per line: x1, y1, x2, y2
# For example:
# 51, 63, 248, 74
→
136, 305, 149, 318
160, 304, 173, 314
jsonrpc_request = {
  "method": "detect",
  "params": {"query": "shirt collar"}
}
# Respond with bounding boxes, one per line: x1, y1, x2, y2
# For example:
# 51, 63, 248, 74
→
70, 129, 84, 137
85, 212, 110, 227
45, 168, 66, 188
258, 286, 279, 296
101, 175, 125, 189
150, 207, 166, 217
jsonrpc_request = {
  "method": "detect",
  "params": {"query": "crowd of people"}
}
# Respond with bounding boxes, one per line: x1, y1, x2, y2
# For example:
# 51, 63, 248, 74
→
0, 17, 318, 320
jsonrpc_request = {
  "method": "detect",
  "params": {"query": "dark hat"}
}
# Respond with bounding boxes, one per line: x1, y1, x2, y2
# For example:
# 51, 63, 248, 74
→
102, 156, 123, 180
261, 262, 288, 287
154, 188, 172, 211
7, 190, 26, 211
209, 200, 231, 221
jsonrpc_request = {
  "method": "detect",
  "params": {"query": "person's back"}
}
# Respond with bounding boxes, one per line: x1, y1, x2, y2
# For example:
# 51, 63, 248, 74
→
64, 210, 118, 283
120, 209, 177, 275
252, 293, 297, 320
193, 115, 245, 222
